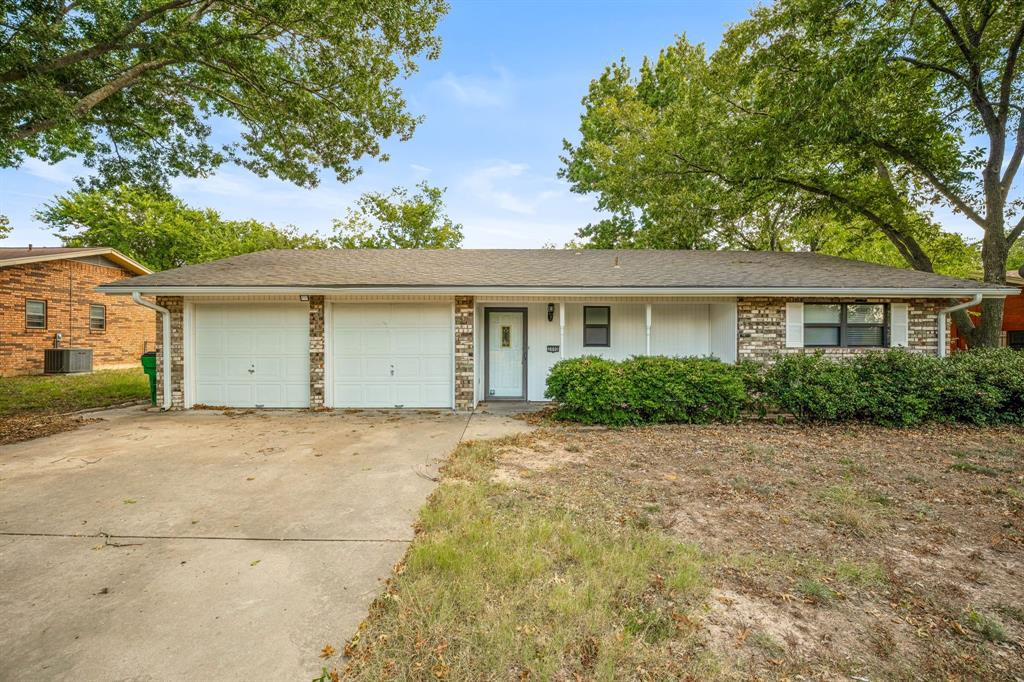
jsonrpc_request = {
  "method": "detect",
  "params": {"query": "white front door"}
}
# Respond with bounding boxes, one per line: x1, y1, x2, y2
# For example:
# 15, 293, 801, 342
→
487, 310, 525, 399
194, 304, 310, 408
332, 303, 453, 408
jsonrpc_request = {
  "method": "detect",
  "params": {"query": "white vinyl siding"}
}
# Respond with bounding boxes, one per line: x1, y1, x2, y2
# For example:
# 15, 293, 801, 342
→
890, 303, 909, 347
785, 302, 804, 348
477, 301, 738, 402
331, 303, 453, 408
194, 304, 309, 408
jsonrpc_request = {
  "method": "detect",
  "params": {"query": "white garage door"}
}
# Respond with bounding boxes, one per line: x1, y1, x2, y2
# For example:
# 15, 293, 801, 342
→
194, 304, 309, 408
332, 303, 452, 408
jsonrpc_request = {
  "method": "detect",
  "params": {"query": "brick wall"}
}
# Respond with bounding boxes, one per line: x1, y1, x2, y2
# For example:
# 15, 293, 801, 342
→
309, 296, 325, 409
454, 296, 475, 411
737, 297, 943, 363
1, 259, 156, 376
154, 296, 184, 409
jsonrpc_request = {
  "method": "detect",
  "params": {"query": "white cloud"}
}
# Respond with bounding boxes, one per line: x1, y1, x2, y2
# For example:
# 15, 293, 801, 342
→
410, 163, 432, 178
460, 161, 537, 214
21, 157, 79, 185
435, 67, 513, 108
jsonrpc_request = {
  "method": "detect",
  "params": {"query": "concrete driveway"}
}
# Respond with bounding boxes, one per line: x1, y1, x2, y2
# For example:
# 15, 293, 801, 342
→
0, 406, 527, 681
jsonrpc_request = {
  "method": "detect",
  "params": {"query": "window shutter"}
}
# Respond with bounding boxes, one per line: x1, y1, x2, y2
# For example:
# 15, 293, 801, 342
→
891, 303, 909, 347
785, 302, 804, 348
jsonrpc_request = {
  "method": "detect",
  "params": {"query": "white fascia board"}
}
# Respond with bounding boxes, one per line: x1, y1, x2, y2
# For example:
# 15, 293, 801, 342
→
96, 285, 1019, 298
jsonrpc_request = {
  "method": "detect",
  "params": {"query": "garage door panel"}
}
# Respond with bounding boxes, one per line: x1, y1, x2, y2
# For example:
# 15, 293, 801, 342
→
331, 303, 453, 408
390, 329, 423, 354
421, 358, 451, 379
194, 304, 309, 408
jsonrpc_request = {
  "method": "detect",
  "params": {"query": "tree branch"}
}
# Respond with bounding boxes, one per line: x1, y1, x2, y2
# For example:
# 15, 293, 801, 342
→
14, 59, 174, 140
998, 17, 1024, 123
0, 0, 202, 84
869, 139, 986, 227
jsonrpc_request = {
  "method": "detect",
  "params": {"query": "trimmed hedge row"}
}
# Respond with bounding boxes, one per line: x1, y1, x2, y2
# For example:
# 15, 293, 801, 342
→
544, 349, 1024, 427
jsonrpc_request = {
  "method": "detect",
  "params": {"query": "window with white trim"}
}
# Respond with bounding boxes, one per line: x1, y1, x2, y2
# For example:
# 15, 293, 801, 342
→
583, 306, 610, 347
804, 303, 888, 347
89, 304, 106, 331
25, 299, 46, 329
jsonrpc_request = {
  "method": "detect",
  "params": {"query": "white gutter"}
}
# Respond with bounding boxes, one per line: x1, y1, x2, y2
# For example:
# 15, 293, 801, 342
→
98, 285, 1018, 297
131, 292, 172, 410
937, 293, 984, 358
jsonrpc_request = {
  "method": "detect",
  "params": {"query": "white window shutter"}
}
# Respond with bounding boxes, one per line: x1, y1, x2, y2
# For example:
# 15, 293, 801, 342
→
891, 303, 909, 347
785, 302, 804, 348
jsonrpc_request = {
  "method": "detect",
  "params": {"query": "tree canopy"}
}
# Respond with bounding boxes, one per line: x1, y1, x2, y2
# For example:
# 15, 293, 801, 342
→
562, 0, 1023, 346
37, 186, 326, 270
2, 0, 447, 189
331, 181, 463, 249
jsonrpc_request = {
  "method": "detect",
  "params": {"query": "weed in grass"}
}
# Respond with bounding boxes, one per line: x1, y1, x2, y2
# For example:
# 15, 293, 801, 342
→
964, 608, 1007, 643
564, 443, 582, 453
995, 603, 1024, 624
819, 485, 888, 537
833, 559, 887, 588
747, 629, 785, 656
839, 457, 867, 478
797, 579, 837, 604
949, 453, 1000, 477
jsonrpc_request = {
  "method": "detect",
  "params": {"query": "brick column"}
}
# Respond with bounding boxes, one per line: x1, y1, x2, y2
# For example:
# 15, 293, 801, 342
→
309, 295, 325, 409
154, 296, 184, 409
454, 296, 475, 411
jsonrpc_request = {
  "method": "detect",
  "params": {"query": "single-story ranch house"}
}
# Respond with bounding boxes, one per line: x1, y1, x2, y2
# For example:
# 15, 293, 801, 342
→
98, 249, 1019, 411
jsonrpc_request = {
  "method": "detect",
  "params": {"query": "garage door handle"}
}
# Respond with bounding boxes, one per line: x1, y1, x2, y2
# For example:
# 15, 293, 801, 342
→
248, 367, 255, 374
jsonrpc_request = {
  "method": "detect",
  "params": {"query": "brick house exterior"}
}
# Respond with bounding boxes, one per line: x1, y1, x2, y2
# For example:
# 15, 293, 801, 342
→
1, 247, 155, 376
97, 249, 1017, 411
736, 297, 944, 362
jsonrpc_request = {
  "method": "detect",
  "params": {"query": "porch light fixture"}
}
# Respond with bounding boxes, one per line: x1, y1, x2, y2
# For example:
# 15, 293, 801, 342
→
547, 303, 555, 321
299, 294, 309, 301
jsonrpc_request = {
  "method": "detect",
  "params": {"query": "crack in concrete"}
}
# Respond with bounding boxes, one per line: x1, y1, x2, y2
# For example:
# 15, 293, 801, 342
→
0, 531, 410, 543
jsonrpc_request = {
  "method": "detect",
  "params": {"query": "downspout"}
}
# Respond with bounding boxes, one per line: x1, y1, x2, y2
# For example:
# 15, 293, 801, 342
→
132, 292, 172, 409
937, 293, 983, 358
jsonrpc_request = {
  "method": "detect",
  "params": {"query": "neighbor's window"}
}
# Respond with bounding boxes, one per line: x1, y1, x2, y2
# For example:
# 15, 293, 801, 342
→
25, 299, 46, 329
583, 306, 611, 347
804, 303, 887, 348
89, 304, 106, 331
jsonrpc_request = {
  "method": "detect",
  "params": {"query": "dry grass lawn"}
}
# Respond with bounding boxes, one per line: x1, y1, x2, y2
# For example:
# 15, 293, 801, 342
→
344, 423, 1024, 680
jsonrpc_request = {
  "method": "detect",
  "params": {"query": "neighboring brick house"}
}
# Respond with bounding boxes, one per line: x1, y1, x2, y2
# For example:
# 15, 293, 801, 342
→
950, 269, 1024, 350
97, 249, 1018, 411
1, 247, 155, 376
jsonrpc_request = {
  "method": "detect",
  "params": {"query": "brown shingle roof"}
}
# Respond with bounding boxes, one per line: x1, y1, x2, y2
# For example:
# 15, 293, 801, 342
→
99, 249, 1016, 293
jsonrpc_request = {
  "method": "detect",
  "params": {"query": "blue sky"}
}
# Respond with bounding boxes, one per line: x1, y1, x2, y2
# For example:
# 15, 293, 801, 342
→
0, 0, 978, 248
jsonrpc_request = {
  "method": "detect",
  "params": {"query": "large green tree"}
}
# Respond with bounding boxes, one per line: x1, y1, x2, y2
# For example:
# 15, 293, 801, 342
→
2, 0, 446, 188
331, 181, 463, 248
562, 1, 1023, 347
37, 186, 326, 270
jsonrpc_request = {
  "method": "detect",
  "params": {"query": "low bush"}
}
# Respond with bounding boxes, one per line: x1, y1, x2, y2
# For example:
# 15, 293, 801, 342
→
545, 355, 746, 426
760, 353, 860, 422
545, 348, 1024, 427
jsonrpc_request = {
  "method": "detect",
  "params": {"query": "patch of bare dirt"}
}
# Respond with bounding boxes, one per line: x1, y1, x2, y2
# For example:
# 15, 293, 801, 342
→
517, 423, 1024, 679
0, 412, 100, 445
490, 437, 589, 484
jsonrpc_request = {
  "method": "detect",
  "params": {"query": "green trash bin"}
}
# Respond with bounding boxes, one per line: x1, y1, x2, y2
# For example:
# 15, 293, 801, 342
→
141, 351, 157, 406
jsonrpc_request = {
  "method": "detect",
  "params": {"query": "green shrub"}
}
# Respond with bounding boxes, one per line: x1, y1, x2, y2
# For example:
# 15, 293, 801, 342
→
545, 356, 638, 426
544, 355, 746, 426
848, 351, 940, 426
761, 353, 860, 421
545, 348, 1024, 427
937, 348, 1024, 424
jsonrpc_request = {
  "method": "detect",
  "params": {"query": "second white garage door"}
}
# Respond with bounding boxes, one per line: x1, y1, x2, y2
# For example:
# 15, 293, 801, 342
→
332, 303, 453, 408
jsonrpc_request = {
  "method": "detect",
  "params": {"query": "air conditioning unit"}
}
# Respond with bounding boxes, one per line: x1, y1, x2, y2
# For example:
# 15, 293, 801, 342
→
44, 348, 93, 374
